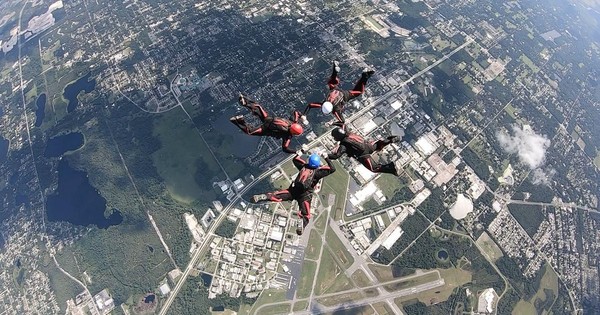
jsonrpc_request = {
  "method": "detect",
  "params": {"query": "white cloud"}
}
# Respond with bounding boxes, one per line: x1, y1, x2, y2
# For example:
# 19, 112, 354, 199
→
531, 167, 556, 186
496, 125, 551, 169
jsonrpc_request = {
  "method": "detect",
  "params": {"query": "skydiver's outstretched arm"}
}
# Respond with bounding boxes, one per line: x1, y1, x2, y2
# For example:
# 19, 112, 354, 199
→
291, 110, 302, 123
282, 136, 296, 154
328, 61, 341, 90
303, 102, 322, 115
292, 154, 307, 170
327, 144, 347, 160
331, 107, 345, 125
315, 157, 336, 179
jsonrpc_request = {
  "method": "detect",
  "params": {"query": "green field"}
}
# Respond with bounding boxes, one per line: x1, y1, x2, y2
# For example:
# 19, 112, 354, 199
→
292, 300, 309, 312
296, 260, 317, 299
243, 288, 287, 314
513, 264, 559, 315
305, 229, 321, 261
476, 232, 504, 263
375, 174, 404, 199
351, 269, 372, 288
324, 225, 354, 269
318, 161, 350, 221
152, 108, 222, 203
315, 246, 354, 295
520, 54, 540, 73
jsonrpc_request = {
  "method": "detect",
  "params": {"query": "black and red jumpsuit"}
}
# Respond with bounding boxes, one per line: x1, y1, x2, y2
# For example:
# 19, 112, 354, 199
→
305, 66, 371, 126
328, 132, 397, 175
231, 95, 302, 153
262, 155, 335, 228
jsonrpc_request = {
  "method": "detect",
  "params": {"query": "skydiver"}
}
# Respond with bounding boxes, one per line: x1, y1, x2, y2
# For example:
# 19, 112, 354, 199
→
252, 152, 335, 235
230, 94, 304, 154
304, 61, 375, 127
329, 127, 399, 176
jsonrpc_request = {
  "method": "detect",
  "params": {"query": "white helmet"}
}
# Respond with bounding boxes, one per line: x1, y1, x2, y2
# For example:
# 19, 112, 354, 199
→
322, 101, 333, 114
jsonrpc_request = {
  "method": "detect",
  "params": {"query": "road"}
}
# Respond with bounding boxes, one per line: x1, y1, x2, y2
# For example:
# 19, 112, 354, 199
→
158, 36, 476, 315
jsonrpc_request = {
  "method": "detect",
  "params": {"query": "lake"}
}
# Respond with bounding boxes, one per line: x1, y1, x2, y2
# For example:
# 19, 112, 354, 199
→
64, 73, 96, 113
46, 159, 122, 229
214, 108, 260, 158
35, 93, 46, 127
44, 132, 84, 157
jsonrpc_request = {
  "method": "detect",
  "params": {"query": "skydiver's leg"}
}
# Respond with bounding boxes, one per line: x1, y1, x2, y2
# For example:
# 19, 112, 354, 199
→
347, 68, 375, 99
252, 189, 293, 203
239, 94, 269, 121
231, 118, 265, 136
327, 61, 341, 90
372, 135, 400, 151
295, 195, 312, 235
358, 155, 398, 175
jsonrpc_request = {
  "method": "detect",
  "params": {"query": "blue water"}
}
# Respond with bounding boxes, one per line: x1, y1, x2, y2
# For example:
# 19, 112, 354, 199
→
437, 249, 449, 260
46, 159, 122, 229
63, 73, 96, 113
144, 294, 155, 303
200, 273, 213, 286
0, 136, 8, 163
35, 93, 46, 127
44, 132, 84, 157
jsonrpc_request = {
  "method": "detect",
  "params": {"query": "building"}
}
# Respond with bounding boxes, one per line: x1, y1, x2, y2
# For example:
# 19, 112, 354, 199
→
477, 288, 499, 314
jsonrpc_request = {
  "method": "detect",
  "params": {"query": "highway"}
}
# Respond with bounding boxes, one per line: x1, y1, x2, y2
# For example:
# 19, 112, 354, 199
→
158, 36, 476, 315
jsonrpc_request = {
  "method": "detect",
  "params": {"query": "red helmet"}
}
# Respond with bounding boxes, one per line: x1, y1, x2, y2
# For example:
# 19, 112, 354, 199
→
290, 123, 303, 136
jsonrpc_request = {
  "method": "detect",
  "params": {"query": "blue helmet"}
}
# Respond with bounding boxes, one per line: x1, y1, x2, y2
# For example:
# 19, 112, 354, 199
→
307, 153, 321, 169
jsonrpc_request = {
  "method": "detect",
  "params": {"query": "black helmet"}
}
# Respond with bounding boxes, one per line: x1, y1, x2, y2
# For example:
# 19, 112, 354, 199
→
331, 127, 346, 141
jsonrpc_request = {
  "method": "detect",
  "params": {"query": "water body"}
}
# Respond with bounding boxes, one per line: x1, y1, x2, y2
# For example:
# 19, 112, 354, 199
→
63, 73, 96, 113
214, 108, 260, 158
0, 136, 8, 163
35, 93, 46, 127
44, 132, 84, 157
144, 294, 155, 303
437, 249, 449, 261
46, 159, 122, 229
200, 273, 213, 287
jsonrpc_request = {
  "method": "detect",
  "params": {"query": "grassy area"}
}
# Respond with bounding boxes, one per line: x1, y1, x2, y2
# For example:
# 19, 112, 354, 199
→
352, 269, 372, 288
368, 263, 397, 282
323, 305, 375, 315
318, 161, 349, 222
324, 226, 354, 269
317, 291, 363, 307
505, 103, 517, 119
292, 300, 309, 312
525, 264, 559, 314
315, 246, 354, 295
375, 174, 403, 199
305, 229, 322, 261
520, 54, 540, 73
244, 288, 287, 314
372, 302, 394, 315
513, 300, 536, 315
313, 210, 328, 235
296, 260, 317, 299
259, 304, 291, 315
152, 108, 221, 203
476, 232, 504, 263
281, 159, 298, 178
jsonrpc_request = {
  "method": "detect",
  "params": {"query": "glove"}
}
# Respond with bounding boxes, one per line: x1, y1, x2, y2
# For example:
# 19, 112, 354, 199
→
301, 144, 309, 153
301, 115, 309, 125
